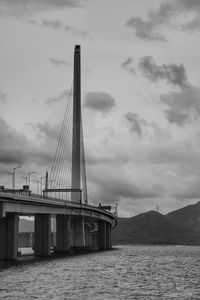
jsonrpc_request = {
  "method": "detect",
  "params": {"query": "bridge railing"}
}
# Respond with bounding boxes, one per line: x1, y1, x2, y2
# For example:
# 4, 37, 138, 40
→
0, 187, 118, 220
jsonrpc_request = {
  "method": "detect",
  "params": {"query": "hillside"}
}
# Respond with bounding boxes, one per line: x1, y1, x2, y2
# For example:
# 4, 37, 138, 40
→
19, 201, 200, 245
112, 201, 200, 245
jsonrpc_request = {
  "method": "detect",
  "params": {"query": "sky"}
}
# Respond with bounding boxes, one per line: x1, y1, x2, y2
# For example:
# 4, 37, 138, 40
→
1, 0, 200, 217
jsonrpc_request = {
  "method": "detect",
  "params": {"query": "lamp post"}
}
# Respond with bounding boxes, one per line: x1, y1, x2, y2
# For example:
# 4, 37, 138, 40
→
8, 166, 21, 189
40, 176, 45, 195
28, 171, 36, 190
8, 172, 14, 189
13, 166, 21, 189
34, 180, 40, 194
21, 176, 28, 185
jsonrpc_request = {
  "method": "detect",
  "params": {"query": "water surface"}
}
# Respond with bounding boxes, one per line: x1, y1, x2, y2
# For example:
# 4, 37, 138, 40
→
0, 245, 199, 299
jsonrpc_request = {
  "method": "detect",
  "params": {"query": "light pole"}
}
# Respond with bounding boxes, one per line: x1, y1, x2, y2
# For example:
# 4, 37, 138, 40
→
40, 176, 45, 195
21, 176, 28, 185
50, 180, 56, 197
8, 172, 14, 189
34, 180, 40, 194
28, 171, 36, 190
12, 166, 21, 189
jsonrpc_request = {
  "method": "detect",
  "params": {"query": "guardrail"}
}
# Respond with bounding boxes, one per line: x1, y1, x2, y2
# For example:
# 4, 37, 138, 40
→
0, 188, 118, 219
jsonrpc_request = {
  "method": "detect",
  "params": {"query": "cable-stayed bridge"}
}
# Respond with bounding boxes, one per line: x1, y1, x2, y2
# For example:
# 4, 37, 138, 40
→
0, 45, 117, 261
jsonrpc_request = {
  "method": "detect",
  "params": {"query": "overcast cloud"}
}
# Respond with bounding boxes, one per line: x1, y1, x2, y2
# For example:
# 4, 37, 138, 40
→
139, 56, 189, 87
83, 92, 115, 114
161, 86, 200, 126
126, 0, 200, 41
0, 0, 85, 17
121, 58, 135, 74
1, 0, 200, 216
0, 91, 7, 104
49, 58, 69, 67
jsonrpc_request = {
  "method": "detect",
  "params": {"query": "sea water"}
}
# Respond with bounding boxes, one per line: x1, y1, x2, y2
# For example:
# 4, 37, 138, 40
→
0, 245, 199, 299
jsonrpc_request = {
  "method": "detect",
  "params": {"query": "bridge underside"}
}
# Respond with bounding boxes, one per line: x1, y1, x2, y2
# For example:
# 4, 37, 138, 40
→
0, 195, 117, 261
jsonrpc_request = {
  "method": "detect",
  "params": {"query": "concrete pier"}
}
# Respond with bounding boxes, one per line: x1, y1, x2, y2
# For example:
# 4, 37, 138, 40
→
84, 222, 92, 247
106, 222, 112, 249
98, 221, 107, 250
0, 214, 18, 260
70, 216, 86, 248
34, 214, 51, 256
56, 215, 70, 252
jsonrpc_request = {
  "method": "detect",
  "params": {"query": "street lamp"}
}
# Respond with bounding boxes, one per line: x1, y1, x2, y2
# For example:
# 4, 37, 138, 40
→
21, 176, 28, 185
34, 180, 40, 194
56, 183, 61, 198
28, 171, 36, 189
40, 176, 45, 195
7, 172, 14, 189
12, 166, 21, 190
50, 179, 56, 188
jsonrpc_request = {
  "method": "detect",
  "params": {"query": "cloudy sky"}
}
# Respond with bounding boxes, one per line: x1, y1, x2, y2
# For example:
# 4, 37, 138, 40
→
1, 0, 200, 217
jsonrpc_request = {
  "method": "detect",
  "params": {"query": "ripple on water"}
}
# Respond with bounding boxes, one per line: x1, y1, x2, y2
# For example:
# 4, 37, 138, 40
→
0, 245, 200, 299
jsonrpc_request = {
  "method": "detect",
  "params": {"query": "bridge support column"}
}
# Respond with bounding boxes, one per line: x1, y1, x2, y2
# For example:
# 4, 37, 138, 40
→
106, 223, 112, 249
70, 216, 85, 249
56, 215, 70, 252
98, 221, 106, 250
84, 222, 91, 247
0, 214, 18, 260
34, 214, 51, 257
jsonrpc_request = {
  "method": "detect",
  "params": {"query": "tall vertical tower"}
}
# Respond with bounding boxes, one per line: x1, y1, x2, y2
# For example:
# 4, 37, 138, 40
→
71, 45, 81, 202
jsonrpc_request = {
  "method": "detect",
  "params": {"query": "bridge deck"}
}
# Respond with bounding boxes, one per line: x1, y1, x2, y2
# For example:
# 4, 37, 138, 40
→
0, 191, 117, 228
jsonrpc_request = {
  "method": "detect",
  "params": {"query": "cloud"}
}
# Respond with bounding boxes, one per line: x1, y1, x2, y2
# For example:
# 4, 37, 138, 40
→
139, 56, 189, 87
64, 25, 89, 39
88, 163, 163, 206
126, 16, 166, 41
49, 58, 69, 67
29, 18, 89, 39
121, 58, 135, 74
0, 118, 28, 166
42, 19, 62, 29
161, 86, 200, 126
126, 0, 200, 41
0, 0, 85, 17
124, 112, 148, 137
46, 90, 70, 105
83, 92, 115, 114
0, 91, 7, 104
34, 122, 59, 140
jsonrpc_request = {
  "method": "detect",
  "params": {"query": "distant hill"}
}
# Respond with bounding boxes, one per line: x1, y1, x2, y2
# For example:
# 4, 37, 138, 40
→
112, 201, 200, 245
19, 201, 200, 245
19, 218, 56, 233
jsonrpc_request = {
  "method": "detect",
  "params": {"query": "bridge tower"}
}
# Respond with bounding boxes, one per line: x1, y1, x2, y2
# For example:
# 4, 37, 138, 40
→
70, 45, 85, 248
71, 45, 81, 202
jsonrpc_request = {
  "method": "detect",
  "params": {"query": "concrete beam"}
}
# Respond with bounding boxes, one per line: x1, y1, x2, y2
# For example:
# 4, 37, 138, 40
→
34, 214, 51, 256
56, 215, 69, 252
1, 202, 115, 227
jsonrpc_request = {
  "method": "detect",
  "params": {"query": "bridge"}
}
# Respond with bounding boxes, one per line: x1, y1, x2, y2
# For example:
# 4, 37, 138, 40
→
0, 45, 117, 261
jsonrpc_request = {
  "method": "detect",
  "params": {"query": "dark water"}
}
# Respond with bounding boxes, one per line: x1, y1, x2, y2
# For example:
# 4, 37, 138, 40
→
0, 245, 200, 299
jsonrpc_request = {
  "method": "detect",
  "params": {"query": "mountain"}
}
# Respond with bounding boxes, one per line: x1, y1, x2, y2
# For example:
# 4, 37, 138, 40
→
19, 201, 200, 245
112, 201, 200, 245
19, 218, 56, 232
